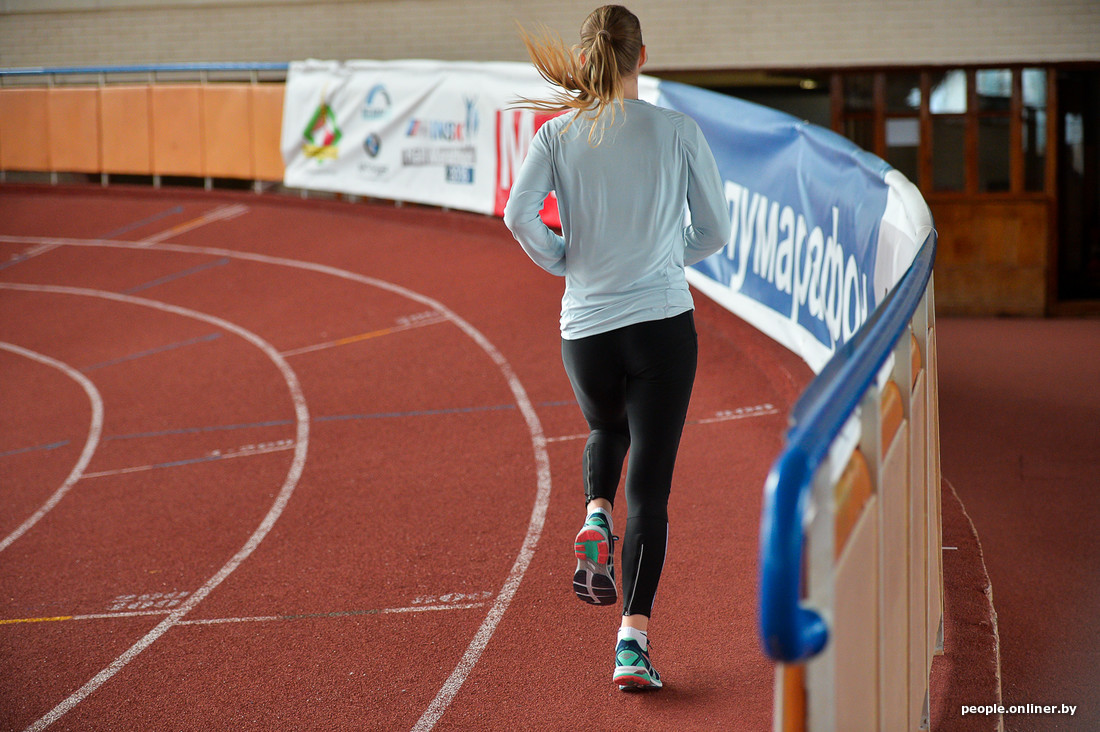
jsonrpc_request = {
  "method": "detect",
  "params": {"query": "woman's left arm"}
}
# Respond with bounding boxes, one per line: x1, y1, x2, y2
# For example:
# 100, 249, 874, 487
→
683, 121, 732, 265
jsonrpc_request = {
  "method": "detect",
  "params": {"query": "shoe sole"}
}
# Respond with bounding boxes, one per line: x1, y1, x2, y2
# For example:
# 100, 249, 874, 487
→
573, 527, 616, 606
615, 666, 662, 691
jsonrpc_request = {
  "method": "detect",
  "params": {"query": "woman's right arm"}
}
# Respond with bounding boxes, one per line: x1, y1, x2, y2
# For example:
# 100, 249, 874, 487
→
503, 129, 567, 276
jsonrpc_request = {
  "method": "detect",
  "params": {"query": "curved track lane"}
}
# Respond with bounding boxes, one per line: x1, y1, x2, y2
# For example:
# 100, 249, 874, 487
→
0, 185, 812, 731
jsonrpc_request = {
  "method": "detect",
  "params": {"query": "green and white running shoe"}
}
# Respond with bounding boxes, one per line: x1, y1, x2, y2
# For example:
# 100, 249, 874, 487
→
614, 635, 662, 691
572, 511, 617, 606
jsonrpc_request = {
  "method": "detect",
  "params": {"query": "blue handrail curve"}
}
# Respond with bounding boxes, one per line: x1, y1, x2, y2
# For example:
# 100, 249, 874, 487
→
759, 227, 937, 663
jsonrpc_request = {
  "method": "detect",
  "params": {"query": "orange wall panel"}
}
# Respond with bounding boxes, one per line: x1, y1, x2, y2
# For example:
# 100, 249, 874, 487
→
779, 663, 806, 732
100, 86, 152, 175
7, 82, 286, 181
48, 87, 101, 173
202, 84, 253, 179
910, 333, 922, 387
151, 84, 204, 176
251, 84, 285, 181
834, 449, 872, 560
0, 88, 50, 171
880, 381, 904, 458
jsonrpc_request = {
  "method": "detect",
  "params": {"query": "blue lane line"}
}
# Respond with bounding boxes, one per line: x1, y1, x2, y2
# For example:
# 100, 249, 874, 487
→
106, 419, 296, 442
137, 454, 233, 471
314, 404, 517, 423
105, 402, 570, 470
102, 402, 579, 442
99, 206, 185, 239
122, 257, 230, 295
0, 254, 32, 272
81, 333, 222, 373
0, 440, 70, 459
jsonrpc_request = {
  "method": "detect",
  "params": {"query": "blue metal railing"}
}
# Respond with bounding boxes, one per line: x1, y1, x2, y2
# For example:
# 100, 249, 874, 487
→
759, 228, 937, 663
0, 62, 289, 78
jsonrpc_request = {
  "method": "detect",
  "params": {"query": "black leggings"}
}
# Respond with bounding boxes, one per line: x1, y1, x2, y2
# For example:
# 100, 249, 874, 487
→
560, 310, 697, 618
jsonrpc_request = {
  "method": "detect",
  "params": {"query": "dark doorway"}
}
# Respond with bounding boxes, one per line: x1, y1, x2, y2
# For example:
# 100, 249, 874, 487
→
1057, 69, 1100, 302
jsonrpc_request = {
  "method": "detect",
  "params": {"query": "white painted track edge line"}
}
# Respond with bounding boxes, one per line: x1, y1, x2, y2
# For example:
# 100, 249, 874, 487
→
0, 283, 310, 732
0, 343, 105, 553
0, 602, 487, 627
3, 237, 552, 732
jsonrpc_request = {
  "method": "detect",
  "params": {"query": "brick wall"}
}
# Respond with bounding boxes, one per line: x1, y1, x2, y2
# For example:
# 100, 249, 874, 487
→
1, 0, 1098, 70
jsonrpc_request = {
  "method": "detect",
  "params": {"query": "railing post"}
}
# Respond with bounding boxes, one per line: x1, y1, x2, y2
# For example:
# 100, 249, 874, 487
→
805, 458, 838, 730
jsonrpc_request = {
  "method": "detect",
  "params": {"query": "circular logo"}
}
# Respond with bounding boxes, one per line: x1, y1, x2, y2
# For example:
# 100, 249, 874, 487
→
364, 133, 382, 158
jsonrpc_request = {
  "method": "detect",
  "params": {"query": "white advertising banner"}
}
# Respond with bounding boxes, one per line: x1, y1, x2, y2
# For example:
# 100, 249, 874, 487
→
281, 59, 659, 221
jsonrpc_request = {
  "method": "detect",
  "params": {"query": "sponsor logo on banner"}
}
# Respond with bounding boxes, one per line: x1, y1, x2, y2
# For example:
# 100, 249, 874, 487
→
494, 108, 563, 227
402, 97, 480, 185
302, 100, 341, 161
402, 146, 476, 166
359, 132, 389, 179
719, 180, 869, 347
406, 96, 480, 141
446, 166, 475, 184
362, 84, 392, 120
364, 133, 381, 158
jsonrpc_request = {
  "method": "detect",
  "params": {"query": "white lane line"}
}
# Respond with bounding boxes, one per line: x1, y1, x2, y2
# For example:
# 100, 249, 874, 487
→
376, 602, 484, 615
178, 603, 486, 626
136, 204, 249, 246
0, 236, 76, 246
0, 602, 487, 627
0, 205, 246, 264
22, 242, 60, 258
0, 343, 105, 554
545, 404, 780, 443
280, 315, 450, 357
178, 615, 282, 626
544, 433, 589, 443
80, 440, 296, 479
0, 610, 172, 626
0, 284, 310, 732
0, 241, 62, 269
3, 236, 553, 732
693, 403, 779, 424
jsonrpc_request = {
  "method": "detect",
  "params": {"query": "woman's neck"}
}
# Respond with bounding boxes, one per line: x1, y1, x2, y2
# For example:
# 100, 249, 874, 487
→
623, 73, 640, 100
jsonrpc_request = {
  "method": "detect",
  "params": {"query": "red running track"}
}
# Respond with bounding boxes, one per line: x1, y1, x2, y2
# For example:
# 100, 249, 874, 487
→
0, 185, 818, 731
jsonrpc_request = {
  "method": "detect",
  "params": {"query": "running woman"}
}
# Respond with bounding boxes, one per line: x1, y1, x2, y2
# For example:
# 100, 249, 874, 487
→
504, 5, 731, 690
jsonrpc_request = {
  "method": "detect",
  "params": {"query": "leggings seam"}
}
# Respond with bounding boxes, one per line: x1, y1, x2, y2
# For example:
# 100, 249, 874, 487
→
625, 542, 643, 616
585, 442, 594, 504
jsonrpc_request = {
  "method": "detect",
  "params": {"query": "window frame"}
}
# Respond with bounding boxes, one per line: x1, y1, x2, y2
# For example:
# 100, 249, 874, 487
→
834, 67, 1056, 199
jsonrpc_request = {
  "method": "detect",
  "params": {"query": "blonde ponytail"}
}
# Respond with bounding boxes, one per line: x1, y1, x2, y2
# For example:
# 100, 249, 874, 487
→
512, 5, 643, 145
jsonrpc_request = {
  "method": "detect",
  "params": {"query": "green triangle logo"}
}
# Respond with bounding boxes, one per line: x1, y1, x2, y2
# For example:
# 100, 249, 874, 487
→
302, 101, 342, 161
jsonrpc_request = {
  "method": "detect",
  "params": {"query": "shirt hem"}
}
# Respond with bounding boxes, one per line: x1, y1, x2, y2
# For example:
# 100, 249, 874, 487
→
560, 303, 695, 341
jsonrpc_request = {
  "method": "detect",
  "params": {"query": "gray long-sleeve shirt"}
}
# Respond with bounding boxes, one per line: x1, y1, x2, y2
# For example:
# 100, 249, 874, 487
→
503, 98, 731, 340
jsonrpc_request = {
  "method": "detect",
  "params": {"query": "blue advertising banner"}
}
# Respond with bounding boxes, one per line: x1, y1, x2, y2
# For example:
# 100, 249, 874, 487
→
657, 81, 899, 370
